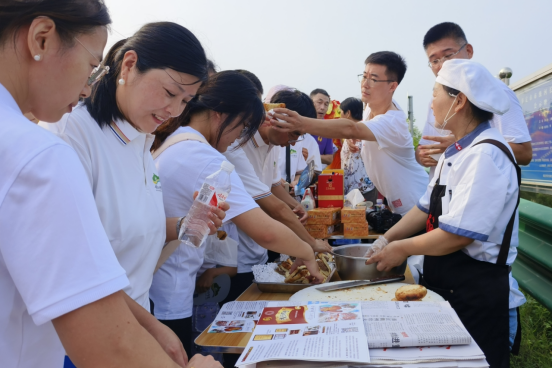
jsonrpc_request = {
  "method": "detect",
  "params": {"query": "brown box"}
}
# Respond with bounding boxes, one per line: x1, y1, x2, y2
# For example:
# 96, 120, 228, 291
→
343, 222, 369, 238
305, 223, 343, 239
307, 207, 341, 225
341, 207, 366, 223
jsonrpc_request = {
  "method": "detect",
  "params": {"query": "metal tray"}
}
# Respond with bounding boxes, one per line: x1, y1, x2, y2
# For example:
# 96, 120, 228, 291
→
253, 265, 336, 293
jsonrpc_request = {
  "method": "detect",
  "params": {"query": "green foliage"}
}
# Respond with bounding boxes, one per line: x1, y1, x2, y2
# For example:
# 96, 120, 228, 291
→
511, 291, 552, 367
521, 191, 552, 208
412, 125, 422, 150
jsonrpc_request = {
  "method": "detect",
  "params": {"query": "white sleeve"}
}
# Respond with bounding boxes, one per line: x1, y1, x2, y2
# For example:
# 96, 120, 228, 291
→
1, 145, 128, 326
365, 114, 413, 152
224, 146, 272, 200
438, 149, 511, 241
491, 86, 531, 143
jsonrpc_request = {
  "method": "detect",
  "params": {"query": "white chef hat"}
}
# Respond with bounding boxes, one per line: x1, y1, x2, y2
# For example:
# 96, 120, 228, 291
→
436, 59, 510, 115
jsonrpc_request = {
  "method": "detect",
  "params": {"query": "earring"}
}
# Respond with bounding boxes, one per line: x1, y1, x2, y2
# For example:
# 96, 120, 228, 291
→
118, 78, 125, 85
34, 55, 41, 61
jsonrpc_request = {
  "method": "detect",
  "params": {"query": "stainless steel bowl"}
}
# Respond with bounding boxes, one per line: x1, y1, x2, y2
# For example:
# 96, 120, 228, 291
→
331, 244, 407, 280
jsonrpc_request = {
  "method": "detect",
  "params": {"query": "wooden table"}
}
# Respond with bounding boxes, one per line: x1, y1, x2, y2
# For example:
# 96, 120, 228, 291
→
195, 266, 415, 354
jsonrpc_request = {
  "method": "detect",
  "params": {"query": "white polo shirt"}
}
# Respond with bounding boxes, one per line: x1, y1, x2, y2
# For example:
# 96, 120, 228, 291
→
361, 110, 428, 215
417, 122, 525, 308
0, 85, 128, 368
150, 127, 258, 319
421, 82, 531, 178
41, 104, 166, 311
223, 132, 281, 273
278, 145, 307, 182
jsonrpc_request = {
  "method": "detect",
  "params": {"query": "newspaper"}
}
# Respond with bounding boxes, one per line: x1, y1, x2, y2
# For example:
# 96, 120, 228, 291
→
208, 301, 268, 334
361, 301, 472, 348
236, 301, 370, 366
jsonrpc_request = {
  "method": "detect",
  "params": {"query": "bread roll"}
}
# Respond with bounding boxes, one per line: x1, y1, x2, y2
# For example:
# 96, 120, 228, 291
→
395, 285, 427, 301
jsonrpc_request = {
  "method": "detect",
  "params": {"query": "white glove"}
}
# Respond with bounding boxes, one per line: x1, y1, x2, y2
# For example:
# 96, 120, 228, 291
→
364, 236, 389, 258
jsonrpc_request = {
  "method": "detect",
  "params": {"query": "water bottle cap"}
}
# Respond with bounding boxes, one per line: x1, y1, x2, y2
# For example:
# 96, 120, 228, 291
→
220, 161, 235, 172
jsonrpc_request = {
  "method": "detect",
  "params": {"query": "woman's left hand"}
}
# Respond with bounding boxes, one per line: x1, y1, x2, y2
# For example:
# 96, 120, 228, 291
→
365, 240, 409, 272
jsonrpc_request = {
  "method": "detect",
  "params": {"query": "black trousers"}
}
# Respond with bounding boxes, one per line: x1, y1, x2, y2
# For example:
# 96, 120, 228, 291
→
159, 317, 193, 359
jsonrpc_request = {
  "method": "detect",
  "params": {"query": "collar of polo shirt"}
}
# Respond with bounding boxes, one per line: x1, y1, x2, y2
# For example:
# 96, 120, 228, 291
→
109, 119, 142, 145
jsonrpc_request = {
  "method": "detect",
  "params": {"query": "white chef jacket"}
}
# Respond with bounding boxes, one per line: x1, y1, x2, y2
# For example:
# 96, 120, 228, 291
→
417, 122, 525, 308
0, 84, 128, 368
150, 127, 258, 319
223, 133, 282, 273
41, 104, 165, 311
360, 109, 428, 215
421, 82, 531, 178
278, 144, 307, 182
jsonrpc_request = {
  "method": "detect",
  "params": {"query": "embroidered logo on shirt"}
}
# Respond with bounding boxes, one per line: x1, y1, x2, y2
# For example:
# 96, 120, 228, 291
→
454, 142, 462, 151
392, 198, 403, 208
290, 149, 297, 155
152, 174, 162, 192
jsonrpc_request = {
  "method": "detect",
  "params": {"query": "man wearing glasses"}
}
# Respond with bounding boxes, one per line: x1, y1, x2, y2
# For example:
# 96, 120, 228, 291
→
270, 52, 428, 217
417, 22, 532, 178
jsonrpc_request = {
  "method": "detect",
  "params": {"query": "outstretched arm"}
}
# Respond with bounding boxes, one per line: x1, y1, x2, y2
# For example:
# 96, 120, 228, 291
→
270, 108, 376, 142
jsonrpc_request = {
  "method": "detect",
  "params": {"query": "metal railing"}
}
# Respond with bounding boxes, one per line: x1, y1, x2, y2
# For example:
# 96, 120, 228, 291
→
512, 199, 552, 310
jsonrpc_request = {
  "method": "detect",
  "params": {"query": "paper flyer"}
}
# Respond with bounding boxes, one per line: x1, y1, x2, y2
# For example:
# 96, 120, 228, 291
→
208, 301, 268, 334
236, 301, 370, 366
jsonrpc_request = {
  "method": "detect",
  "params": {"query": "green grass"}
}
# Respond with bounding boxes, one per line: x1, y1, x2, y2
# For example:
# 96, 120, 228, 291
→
510, 291, 552, 367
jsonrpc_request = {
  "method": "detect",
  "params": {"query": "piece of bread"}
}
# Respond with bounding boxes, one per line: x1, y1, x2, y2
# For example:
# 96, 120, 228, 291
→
263, 102, 286, 112
395, 285, 428, 301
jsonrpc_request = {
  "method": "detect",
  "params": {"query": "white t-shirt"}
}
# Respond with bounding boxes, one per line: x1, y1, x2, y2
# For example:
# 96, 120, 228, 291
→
417, 123, 525, 308
421, 82, 531, 178
299, 134, 323, 172
278, 145, 307, 182
40, 105, 166, 311
0, 85, 128, 368
360, 110, 428, 215
223, 133, 281, 273
149, 127, 258, 319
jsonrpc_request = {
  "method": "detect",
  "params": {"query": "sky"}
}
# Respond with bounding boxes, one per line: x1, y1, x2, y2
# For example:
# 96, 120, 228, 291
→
103, 0, 552, 131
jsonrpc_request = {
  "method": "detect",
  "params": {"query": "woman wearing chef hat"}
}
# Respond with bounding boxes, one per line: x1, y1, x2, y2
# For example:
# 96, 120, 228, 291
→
366, 59, 522, 367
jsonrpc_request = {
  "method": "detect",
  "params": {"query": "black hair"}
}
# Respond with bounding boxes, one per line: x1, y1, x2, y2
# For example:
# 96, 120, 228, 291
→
207, 59, 218, 75
0, 0, 111, 47
272, 89, 317, 119
423, 22, 467, 50
85, 22, 208, 128
152, 70, 265, 151
340, 97, 363, 121
442, 85, 493, 124
310, 88, 330, 98
364, 51, 407, 84
235, 69, 263, 95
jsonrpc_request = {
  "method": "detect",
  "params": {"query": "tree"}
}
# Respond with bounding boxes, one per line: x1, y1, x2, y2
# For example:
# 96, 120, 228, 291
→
412, 125, 422, 150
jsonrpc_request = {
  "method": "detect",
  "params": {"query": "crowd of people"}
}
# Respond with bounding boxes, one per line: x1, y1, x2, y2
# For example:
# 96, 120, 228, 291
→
0, 1, 531, 368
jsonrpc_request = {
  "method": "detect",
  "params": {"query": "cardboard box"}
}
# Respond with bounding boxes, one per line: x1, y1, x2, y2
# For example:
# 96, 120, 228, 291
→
343, 222, 369, 238
307, 207, 341, 225
341, 207, 366, 223
318, 173, 344, 208
305, 224, 343, 239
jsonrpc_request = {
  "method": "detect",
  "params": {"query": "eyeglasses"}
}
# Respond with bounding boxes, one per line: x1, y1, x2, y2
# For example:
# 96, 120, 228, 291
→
287, 134, 305, 145
357, 74, 395, 86
74, 37, 110, 86
427, 43, 467, 69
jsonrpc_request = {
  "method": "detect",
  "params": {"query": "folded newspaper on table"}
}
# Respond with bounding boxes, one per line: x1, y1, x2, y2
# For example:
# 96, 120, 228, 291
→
209, 301, 269, 334
360, 301, 472, 348
236, 301, 371, 366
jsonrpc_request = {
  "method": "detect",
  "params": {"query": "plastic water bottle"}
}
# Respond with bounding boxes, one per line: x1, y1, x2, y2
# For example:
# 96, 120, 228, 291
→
301, 188, 315, 211
179, 161, 234, 248
376, 199, 383, 212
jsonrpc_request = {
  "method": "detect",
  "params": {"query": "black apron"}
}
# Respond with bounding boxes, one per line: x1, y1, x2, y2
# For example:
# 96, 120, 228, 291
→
419, 139, 521, 368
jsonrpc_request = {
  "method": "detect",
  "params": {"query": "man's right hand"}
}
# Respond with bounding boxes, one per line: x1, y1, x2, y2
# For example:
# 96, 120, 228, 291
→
185, 354, 222, 368
417, 135, 455, 167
